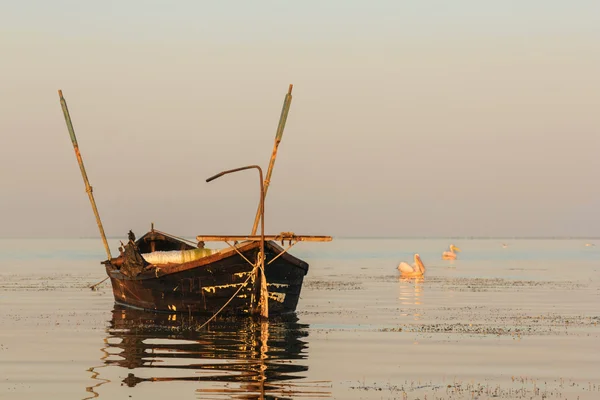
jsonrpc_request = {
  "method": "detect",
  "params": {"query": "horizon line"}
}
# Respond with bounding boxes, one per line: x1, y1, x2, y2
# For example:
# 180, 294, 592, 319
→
1, 235, 599, 240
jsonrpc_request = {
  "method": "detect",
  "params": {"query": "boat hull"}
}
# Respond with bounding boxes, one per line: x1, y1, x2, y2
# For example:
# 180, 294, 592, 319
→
106, 240, 308, 315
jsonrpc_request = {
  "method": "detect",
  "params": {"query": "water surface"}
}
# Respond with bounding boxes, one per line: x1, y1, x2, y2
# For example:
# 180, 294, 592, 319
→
1, 238, 599, 399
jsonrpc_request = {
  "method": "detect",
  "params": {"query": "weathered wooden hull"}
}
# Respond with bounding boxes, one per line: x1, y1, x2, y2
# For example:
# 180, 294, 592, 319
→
105, 239, 308, 315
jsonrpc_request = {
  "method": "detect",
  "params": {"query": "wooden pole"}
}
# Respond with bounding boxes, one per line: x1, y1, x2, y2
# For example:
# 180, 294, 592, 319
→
58, 90, 113, 261
251, 84, 293, 235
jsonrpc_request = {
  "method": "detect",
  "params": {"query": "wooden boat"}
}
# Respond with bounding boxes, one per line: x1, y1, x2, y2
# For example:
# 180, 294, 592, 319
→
104, 229, 328, 315
58, 85, 331, 318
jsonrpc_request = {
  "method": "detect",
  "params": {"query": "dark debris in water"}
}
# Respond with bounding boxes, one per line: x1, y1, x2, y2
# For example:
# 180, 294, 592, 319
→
439, 277, 585, 292
0, 273, 101, 291
379, 313, 600, 337
348, 377, 600, 399
304, 280, 364, 291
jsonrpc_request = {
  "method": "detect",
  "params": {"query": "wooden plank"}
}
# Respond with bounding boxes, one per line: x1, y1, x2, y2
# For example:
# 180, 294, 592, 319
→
196, 235, 332, 242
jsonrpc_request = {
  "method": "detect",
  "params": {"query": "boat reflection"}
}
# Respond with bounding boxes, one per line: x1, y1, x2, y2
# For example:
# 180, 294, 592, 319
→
86, 305, 330, 399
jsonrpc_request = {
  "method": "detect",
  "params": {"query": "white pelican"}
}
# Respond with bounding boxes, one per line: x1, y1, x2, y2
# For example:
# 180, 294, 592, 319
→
398, 253, 425, 278
442, 244, 461, 260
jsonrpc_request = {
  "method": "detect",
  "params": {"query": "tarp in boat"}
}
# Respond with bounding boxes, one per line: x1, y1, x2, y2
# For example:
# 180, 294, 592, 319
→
141, 248, 217, 265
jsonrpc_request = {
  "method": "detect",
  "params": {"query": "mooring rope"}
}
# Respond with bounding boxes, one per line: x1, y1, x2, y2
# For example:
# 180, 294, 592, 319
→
89, 277, 109, 290
196, 265, 257, 330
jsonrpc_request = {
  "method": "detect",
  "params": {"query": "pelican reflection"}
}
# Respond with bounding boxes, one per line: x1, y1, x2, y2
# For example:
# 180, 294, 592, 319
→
398, 277, 424, 320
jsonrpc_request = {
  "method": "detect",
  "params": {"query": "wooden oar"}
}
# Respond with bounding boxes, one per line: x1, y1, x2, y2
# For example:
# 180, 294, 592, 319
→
58, 90, 113, 260
250, 84, 293, 235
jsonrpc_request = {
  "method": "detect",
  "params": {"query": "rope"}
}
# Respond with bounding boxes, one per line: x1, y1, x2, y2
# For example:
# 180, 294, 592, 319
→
196, 265, 257, 330
89, 277, 109, 290
267, 241, 297, 265
225, 241, 254, 266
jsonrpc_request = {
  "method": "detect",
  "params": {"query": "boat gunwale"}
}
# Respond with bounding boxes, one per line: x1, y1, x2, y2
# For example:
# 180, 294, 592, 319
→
106, 239, 308, 281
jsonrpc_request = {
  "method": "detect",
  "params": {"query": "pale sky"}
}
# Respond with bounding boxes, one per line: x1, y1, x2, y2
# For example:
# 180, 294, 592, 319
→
1, 1, 599, 238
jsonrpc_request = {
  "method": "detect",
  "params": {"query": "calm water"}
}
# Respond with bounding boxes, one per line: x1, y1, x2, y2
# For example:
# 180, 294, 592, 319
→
0, 238, 599, 399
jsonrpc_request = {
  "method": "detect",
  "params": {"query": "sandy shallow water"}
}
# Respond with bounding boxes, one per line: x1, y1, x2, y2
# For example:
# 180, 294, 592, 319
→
1, 238, 599, 399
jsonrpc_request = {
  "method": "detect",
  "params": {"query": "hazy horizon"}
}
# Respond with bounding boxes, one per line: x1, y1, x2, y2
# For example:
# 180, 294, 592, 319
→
2, 1, 599, 239
2, 235, 600, 240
